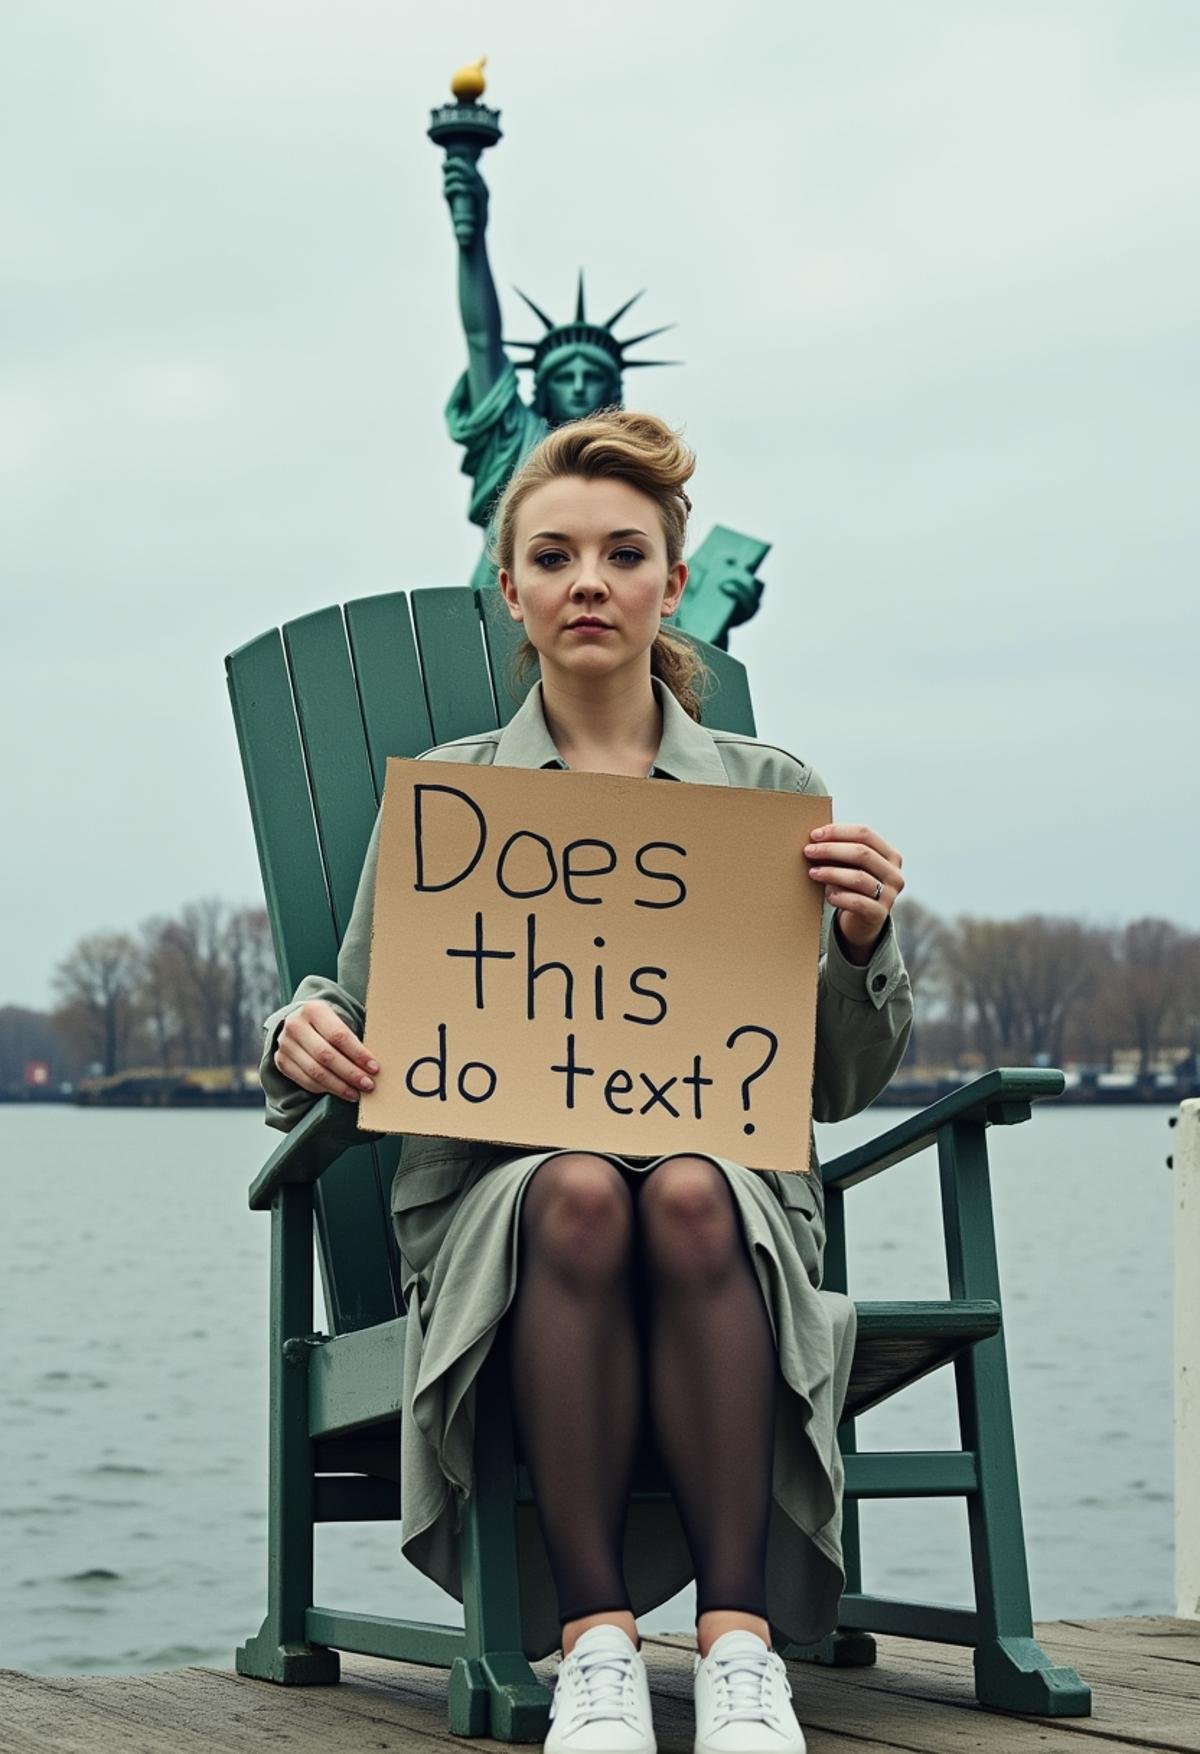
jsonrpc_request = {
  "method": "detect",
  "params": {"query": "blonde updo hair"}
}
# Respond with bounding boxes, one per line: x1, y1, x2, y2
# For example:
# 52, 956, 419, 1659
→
486, 407, 713, 722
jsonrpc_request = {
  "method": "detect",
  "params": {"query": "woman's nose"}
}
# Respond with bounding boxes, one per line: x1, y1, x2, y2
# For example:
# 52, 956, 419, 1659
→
571, 568, 608, 597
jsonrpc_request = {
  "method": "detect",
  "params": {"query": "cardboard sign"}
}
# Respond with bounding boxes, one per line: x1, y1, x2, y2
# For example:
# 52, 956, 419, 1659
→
358, 759, 830, 1173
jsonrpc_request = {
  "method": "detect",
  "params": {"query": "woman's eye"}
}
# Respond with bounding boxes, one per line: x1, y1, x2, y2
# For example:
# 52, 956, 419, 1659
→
531, 548, 642, 568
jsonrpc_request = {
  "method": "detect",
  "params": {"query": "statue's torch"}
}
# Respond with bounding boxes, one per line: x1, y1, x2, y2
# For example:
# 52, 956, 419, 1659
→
428, 57, 503, 249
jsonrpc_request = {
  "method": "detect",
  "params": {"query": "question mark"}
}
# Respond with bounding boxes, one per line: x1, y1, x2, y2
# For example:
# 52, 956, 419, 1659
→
725, 1026, 779, 1135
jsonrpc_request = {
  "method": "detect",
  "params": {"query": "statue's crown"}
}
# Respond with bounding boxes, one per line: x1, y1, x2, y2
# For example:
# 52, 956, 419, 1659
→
505, 271, 682, 379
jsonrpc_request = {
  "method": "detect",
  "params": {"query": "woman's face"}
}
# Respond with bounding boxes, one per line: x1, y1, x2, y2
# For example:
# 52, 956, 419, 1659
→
498, 476, 687, 685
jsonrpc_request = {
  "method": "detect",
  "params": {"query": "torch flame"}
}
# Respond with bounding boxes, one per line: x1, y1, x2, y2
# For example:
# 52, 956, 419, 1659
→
451, 57, 487, 102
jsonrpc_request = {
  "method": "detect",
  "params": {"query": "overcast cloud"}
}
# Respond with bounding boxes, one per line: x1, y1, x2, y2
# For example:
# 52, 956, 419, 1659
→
3, 0, 1198, 1008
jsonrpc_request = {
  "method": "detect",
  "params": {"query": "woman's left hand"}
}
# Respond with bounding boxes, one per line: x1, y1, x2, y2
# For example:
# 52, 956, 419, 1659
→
803, 822, 905, 965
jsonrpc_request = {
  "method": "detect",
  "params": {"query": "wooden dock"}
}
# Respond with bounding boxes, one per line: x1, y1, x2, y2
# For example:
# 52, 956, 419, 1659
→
4, 1617, 1197, 1752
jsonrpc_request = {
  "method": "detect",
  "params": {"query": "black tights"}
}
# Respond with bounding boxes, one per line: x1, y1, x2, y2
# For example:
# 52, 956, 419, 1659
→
496, 1152, 777, 1630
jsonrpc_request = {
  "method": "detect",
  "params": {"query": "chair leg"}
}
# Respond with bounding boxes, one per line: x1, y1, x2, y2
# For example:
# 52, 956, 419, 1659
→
237, 1186, 339, 1686
940, 1121, 1090, 1718
447, 1657, 493, 1737
973, 1638, 1093, 1716
782, 1628, 878, 1667
780, 1415, 876, 1669
455, 1330, 551, 1741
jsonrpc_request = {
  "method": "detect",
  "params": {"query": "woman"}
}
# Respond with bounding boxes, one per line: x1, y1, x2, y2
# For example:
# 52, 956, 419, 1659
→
259, 411, 912, 1754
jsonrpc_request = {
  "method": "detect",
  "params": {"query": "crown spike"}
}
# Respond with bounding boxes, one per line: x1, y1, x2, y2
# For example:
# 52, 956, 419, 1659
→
575, 269, 587, 323
511, 286, 555, 330
618, 322, 677, 351
602, 289, 645, 330
622, 358, 684, 369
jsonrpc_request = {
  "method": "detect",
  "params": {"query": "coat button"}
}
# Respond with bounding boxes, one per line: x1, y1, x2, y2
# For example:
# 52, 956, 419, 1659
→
871, 974, 887, 992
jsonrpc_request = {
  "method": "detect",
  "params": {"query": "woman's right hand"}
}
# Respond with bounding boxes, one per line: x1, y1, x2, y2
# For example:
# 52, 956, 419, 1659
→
274, 999, 379, 1102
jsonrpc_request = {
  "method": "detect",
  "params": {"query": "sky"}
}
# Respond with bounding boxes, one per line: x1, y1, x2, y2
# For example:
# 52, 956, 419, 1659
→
3, 0, 1198, 1010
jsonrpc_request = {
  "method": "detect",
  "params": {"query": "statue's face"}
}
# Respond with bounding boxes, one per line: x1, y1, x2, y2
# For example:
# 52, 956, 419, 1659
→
539, 350, 621, 423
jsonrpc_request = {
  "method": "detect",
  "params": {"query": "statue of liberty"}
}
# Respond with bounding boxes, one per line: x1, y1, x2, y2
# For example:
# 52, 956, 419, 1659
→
429, 61, 767, 650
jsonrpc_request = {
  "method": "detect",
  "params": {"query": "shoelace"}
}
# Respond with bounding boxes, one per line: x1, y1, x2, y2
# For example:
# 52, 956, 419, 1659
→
554, 1645, 641, 1727
709, 1649, 792, 1728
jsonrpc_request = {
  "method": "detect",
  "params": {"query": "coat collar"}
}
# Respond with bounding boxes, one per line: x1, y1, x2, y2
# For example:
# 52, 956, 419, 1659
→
493, 674, 730, 785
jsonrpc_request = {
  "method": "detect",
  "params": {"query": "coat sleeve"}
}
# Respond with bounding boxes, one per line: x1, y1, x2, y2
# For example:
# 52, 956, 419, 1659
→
258, 810, 382, 1133
800, 762, 914, 1123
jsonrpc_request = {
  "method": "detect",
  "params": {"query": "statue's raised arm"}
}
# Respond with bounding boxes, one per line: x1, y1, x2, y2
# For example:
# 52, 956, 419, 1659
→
441, 155, 507, 408
428, 61, 546, 571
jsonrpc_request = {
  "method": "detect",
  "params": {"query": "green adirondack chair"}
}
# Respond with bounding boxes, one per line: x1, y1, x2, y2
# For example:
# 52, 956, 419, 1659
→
226, 586, 1091, 1734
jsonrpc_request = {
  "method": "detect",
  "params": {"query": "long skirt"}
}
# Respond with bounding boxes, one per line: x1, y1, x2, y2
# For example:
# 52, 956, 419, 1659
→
394, 1147, 856, 1662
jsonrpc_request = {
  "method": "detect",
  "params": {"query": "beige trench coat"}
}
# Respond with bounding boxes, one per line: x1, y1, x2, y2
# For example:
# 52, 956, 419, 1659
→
259, 675, 914, 1657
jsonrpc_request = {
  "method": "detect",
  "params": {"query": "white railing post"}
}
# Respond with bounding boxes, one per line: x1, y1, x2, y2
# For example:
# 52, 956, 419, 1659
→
1177, 1098, 1200, 1620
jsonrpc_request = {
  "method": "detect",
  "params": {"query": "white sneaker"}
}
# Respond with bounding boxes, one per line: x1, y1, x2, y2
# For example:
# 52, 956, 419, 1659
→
545, 1623, 656, 1754
692, 1629, 807, 1754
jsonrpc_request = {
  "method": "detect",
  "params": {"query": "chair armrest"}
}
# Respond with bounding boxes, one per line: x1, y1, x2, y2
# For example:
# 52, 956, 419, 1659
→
820, 1067, 1065, 1192
248, 1096, 383, 1211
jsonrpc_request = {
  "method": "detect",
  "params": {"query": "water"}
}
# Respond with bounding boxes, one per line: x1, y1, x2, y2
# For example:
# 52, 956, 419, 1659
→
0, 1103, 1175, 1674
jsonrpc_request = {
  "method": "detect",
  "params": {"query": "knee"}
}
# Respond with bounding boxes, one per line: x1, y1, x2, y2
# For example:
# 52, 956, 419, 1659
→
638, 1156, 740, 1283
521, 1153, 634, 1286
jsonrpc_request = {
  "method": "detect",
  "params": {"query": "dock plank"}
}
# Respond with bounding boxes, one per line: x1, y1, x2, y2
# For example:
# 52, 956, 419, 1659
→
2, 1620, 1196, 1754
647, 1630, 1194, 1754
1040, 1618, 1200, 1668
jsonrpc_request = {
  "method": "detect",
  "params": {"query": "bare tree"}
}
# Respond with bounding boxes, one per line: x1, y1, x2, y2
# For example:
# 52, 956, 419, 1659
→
1169, 934, 1200, 1075
1062, 925, 1119, 1066
1111, 918, 1189, 1073
223, 906, 277, 1077
942, 918, 1026, 1062
892, 897, 948, 1005
891, 897, 949, 1067
938, 915, 1100, 1064
136, 916, 186, 1068
1010, 915, 1107, 1066
242, 907, 282, 1039
52, 932, 140, 1077
158, 899, 231, 1066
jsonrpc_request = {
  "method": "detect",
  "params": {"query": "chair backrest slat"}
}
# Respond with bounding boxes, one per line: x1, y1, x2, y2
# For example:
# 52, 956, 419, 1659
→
345, 592, 434, 794
226, 629, 339, 996
411, 587, 499, 742
283, 607, 381, 937
478, 586, 532, 725
230, 586, 756, 1337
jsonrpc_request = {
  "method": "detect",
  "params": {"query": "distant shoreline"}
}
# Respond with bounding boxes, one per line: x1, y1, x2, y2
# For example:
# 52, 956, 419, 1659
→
1, 1074, 1196, 1111
871, 1074, 1199, 1107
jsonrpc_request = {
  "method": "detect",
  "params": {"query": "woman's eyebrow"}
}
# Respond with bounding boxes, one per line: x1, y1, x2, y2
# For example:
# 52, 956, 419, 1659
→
527, 528, 649, 543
